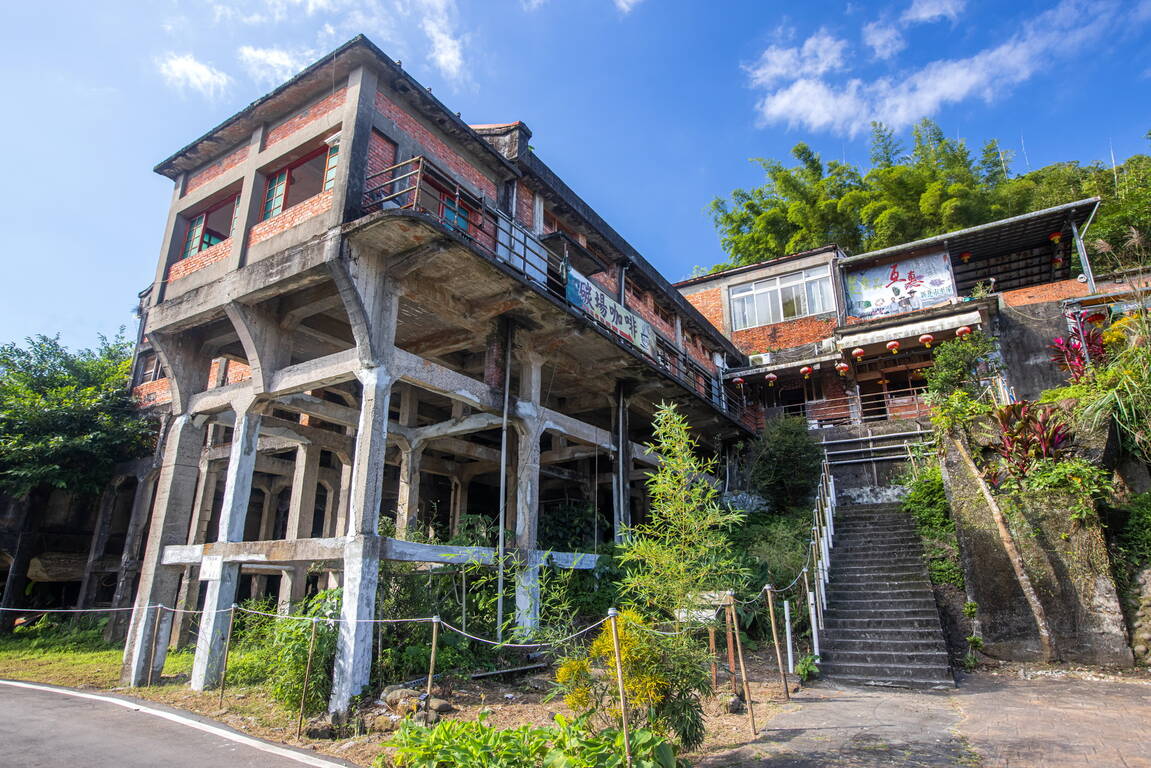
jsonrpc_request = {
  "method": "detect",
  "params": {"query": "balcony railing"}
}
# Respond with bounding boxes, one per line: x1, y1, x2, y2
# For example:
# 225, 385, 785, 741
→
361, 155, 754, 431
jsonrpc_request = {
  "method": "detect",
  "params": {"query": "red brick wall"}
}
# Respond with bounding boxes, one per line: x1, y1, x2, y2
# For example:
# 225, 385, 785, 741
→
265, 87, 346, 149
365, 129, 397, 185
732, 314, 837, 356
1001, 279, 1088, 307
248, 190, 333, 246
184, 145, 249, 196
515, 182, 534, 229
374, 90, 498, 201
681, 286, 724, 332
167, 239, 231, 281
133, 378, 172, 407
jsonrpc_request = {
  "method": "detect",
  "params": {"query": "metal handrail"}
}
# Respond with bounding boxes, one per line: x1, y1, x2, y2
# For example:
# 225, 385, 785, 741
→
360, 156, 755, 430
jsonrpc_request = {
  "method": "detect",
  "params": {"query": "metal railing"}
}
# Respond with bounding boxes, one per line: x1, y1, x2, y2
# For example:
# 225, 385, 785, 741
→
361, 155, 755, 430
764, 384, 930, 427
808, 458, 836, 650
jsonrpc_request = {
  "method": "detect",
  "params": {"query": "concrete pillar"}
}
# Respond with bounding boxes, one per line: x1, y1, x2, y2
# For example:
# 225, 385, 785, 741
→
104, 473, 157, 643
0, 496, 37, 633
191, 399, 263, 690
77, 477, 126, 609
121, 415, 207, 685
330, 366, 393, 713
394, 443, 424, 538
173, 463, 220, 645
514, 353, 544, 633
613, 382, 632, 543
449, 476, 469, 535
250, 487, 276, 597
278, 445, 321, 608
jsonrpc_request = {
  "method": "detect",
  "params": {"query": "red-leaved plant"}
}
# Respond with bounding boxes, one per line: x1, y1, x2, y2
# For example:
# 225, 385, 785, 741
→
1050, 318, 1105, 383
989, 401, 1070, 480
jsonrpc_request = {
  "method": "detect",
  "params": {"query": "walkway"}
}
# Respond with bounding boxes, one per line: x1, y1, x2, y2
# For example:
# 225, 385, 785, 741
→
0, 680, 354, 768
699, 672, 1151, 767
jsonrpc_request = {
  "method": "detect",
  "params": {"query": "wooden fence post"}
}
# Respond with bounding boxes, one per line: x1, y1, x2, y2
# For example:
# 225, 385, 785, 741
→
608, 609, 633, 768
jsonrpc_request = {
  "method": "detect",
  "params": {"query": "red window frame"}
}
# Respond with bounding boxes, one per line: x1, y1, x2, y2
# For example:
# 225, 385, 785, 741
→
180, 193, 239, 261
261, 144, 339, 221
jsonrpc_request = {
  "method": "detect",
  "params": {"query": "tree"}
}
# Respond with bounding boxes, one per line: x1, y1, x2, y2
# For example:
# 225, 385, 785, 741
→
745, 416, 823, 515
0, 334, 152, 499
617, 404, 747, 621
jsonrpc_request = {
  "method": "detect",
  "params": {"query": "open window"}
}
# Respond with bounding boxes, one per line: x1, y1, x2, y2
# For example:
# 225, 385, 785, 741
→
180, 194, 239, 261
262, 141, 340, 220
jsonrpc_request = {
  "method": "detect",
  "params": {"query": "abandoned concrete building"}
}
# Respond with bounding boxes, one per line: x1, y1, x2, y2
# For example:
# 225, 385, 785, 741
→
4, 33, 1145, 708
113, 35, 755, 711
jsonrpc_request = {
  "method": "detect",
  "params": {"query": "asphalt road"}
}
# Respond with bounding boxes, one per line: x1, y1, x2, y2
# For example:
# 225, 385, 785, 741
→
0, 680, 353, 768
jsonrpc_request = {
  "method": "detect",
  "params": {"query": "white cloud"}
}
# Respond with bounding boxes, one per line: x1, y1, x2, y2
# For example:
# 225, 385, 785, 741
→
614, 0, 645, 11
412, 0, 466, 81
750, 0, 1122, 136
238, 46, 314, 85
746, 30, 849, 88
862, 21, 905, 59
901, 0, 965, 24
157, 53, 231, 99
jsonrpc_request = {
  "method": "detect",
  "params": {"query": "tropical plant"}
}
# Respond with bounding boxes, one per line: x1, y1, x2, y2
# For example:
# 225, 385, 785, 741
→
795, 653, 819, 683
1050, 323, 1105, 384
987, 402, 1070, 479
618, 404, 747, 622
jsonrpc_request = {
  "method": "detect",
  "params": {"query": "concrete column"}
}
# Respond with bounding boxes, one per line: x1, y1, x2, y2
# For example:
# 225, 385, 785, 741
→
330, 366, 394, 713
229, 125, 267, 271
514, 353, 544, 633
0, 496, 37, 633
613, 382, 632, 543
334, 457, 353, 538
121, 415, 207, 686
394, 443, 424, 538
191, 399, 263, 690
104, 473, 157, 643
449, 477, 469, 535
172, 462, 220, 645
250, 487, 276, 597
77, 477, 126, 609
278, 445, 322, 608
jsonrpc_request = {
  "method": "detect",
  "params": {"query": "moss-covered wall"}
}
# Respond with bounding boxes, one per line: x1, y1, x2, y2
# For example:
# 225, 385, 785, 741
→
941, 435, 1132, 665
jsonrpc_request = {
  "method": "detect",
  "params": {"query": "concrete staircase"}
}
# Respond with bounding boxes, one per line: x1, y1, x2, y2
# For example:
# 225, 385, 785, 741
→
820, 502, 954, 689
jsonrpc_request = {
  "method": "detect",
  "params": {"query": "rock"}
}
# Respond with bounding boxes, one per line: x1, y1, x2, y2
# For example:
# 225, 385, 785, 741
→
304, 722, 335, 740
523, 675, 551, 691
385, 688, 422, 707
369, 714, 402, 732
426, 698, 455, 714
724, 694, 744, 714
411, 710, 440, 727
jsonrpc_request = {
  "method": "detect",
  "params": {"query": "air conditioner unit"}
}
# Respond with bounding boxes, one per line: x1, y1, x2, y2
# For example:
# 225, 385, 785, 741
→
817, 338, 838, 354
749, 352, 773, 366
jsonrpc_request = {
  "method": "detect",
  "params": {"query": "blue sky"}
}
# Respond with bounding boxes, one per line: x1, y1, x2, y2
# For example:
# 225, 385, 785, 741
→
1, 0, 1149, 349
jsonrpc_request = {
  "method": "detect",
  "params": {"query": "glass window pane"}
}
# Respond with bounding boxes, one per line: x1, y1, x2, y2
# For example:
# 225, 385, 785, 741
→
804, 266, 829, 280
807, 276, 832, 314
754, 290, 776, 326
781, 283, 806, 318
779, 271, 803, 286
731, 295, 751, 330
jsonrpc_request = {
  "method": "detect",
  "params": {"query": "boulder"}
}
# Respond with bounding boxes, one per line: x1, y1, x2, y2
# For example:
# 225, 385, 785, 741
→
426, 698, 455, 714
411, 710, 440, 727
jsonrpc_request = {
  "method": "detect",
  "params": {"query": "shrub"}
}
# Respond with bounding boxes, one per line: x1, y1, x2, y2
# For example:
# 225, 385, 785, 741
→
924, 330, 997, 399
1116, 492, 1151, 567
901, 466, 964, 589
927, 389, 992, 434
745, 417, 823, 514
987, 401, 1070, 479
1021, 457, 1113, 528
553, 610, 712, 750
266, 589, 342, 715
380, 714, 681, 768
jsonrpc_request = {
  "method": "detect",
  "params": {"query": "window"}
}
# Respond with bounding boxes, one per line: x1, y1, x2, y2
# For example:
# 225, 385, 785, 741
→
729, 265, 833, 330
261, 142, 340, 221
137, 353, 163, 383
180, 195, 240, 261
439, 191, 474, 232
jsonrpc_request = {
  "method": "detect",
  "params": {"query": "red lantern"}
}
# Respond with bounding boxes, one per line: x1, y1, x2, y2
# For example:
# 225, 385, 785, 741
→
765, 372, 778, 387
851, 347, 866, 361
834, 361, 850, 377
1052, 255, 1065, 268
732, 377, 745, 386
800, 366, 814, 379
956, 326, 972, 338
1049, 231, 1063, 245
959, 251, 972, 264
919, 333, 935, 349
886, 340, 900, 355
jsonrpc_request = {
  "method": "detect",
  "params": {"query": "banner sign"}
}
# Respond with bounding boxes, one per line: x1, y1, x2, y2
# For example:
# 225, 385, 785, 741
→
844, 252, 956, 320
566, 266, 656, 355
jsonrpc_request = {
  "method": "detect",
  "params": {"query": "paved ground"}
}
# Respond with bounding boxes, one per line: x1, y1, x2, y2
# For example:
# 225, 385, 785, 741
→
0, 680, 353, 768
700, 671, 1151, 767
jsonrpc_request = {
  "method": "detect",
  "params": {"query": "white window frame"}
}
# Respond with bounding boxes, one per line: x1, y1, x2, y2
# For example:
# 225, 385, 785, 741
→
729, 265, 833, 331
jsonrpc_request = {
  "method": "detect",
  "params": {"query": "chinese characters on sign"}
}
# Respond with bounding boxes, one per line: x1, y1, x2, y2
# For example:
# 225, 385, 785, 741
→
566, 266, 656, 356
845, 252, 955, 320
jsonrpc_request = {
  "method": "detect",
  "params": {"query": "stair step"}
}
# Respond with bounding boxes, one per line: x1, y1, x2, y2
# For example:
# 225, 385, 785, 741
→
824, 616, 943, 629
822, 649, 949, 666
822, 637, 946, 652
823, 627, 946, 642
833, 545, 925, 556
828, 580, 933, 591
820, 661, 953, 682
826, 595, 936, 608
820, 675, 955, 690
827, 589, 936, 601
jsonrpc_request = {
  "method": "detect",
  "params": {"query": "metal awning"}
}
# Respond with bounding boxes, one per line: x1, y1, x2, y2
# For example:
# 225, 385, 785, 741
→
837, 310, 983, 350
839, 198, 1100, 269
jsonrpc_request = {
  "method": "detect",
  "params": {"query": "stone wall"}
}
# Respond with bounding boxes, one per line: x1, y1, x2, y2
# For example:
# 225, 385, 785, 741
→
940, 433, 1132, 665
1130, 567, 1151, 664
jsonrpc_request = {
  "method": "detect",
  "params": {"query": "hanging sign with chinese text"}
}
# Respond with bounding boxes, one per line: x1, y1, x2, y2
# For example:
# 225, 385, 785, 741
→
844, 252, 955, 320
566, 266, 656, 355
